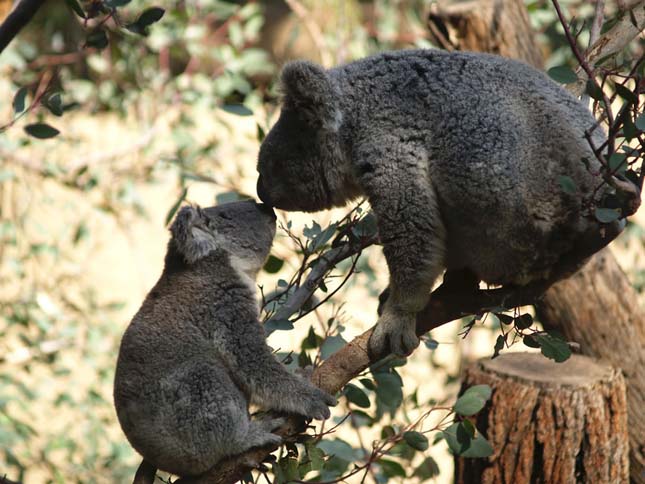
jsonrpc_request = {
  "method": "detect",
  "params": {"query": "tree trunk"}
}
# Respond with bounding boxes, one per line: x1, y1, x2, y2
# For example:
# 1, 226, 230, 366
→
454, 353, 629, 484
428, 0, 543, 69
537, 251, 645, 482
428, 2, 645, 480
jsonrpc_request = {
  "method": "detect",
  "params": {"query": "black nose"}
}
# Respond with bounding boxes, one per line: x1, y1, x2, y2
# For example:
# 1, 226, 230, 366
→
256, 177, 272, 206
256, 202, 276, 219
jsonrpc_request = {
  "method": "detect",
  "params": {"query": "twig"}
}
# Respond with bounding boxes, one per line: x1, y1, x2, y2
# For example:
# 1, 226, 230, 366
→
266, 235, 376, 329
0, 0, 48, 54
570, 0, 645, 96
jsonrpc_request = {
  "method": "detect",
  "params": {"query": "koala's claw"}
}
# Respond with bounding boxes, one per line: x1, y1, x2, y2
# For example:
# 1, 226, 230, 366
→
289, 382, 337, 421
370, 312, 419, 357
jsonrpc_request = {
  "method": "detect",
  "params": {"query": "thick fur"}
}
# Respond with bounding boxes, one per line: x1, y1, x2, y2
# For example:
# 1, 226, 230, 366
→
257, 49, 626, 357
113, 201, 336, 477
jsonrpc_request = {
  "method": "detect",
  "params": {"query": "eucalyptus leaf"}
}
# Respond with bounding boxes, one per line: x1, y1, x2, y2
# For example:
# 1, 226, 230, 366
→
12, 86, 27, 114
547, 65, 578, 84
24, 123, 60, 139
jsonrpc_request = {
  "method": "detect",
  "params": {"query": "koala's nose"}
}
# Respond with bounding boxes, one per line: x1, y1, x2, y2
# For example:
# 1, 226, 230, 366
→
256, 202, 277, 220
256, 177, 272, 206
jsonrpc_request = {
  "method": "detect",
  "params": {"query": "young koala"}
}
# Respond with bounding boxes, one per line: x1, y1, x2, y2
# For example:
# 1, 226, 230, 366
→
256, 49, 634, 358
113, 201, 336, 477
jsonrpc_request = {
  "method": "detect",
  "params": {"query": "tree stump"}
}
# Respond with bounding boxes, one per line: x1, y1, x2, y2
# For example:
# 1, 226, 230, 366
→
454, 352, 628, 484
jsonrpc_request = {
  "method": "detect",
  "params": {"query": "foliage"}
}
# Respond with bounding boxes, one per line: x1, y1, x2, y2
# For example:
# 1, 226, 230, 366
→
0, 0, 642, 483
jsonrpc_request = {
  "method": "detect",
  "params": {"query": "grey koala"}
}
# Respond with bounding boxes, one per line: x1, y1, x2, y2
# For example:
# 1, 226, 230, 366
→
113, 201, 336, 477
256, 49, 633, 357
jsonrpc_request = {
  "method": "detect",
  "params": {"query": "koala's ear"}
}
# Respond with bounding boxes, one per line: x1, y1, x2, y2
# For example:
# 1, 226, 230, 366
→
280, 61, 341, 131
170, 205, 218, 264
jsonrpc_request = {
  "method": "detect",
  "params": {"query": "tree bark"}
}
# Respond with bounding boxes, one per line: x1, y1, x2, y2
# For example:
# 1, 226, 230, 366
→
428, 0, 543, 69
454, 353, 629, 483
429, 1, 645, 480
537, 251, 645, 482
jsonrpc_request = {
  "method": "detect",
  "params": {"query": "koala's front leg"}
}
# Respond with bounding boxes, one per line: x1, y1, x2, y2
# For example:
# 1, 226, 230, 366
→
359, 145, 447, 357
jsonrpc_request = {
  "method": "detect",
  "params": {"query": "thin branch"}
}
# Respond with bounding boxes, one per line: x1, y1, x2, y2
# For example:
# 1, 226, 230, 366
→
0, 0, 48, 54
569, 0, 645, 96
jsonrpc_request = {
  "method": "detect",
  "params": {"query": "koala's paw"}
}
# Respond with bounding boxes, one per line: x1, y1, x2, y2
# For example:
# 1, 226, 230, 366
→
284, 380, 337, 421
370, 311, 419, 357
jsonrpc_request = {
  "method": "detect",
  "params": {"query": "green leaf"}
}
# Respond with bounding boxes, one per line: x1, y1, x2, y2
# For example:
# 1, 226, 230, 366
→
460, 432, 494, 458
413, 456, 440, 480
165, 187, 188, 225
344, 383, 370, 408
310, 223, 338, 251
608, 153, 627, 176
305, 444, 325, 471
257, 123, 266, 142
220, 104, 254, 116
215, 191, 247, 204
557, 175, 577, 194
523, 333, 540, 348
320, 334, 347, 360
85, 29, 108, 49
443, 422, 472, 454
127, 7, 165, 35
105, 0, 131, 7
316, 439, 354, 462
374, 372, 403, 408
64, 0, 85, 17
514, 313, 533, 330
13, 86, 27, 114
594, 207, 621, 223
585, 80, 604, 101
263, 255, 284, 274
614, 83, 637, 104
535, 332, 572, 362
548, 65, 578, 84
264, 319, 293, 333
44, 93, 63, 117
462, 418, 476, 438
635, 113, 645, 131
424, 338, 439, 350
465, 384, 492, 401
352, 212, 378, 238
454, 392, 486, 416
359, 378, 375, 391
24, 123, 60, 139
379, 458, 406, 478
403, 431, 429, 451
493, 334, 505, 359
276, 457, 299, 482
136, 6, 165, 27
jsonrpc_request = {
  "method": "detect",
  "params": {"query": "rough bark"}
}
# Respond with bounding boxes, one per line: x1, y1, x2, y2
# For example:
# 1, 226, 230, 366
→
455, 353, 629, 484
537, 251, 645, 482
428, 0, 543, 69
429, 1, 645, 480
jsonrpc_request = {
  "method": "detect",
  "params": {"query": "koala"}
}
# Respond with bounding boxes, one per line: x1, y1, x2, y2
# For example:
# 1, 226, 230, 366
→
256, 49, 636, 357
113, 201, 336, 477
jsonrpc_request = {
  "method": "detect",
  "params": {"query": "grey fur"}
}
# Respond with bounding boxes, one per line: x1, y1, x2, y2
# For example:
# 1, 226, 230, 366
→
114, 201, 336, 477
256, 49, 624, 357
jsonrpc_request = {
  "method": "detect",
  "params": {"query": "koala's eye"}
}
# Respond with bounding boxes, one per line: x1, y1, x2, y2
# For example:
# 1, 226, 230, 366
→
218, 212, 232, 221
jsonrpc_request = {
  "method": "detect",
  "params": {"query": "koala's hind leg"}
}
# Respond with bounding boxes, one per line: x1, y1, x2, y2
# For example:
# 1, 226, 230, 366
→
358, 141, 447, 357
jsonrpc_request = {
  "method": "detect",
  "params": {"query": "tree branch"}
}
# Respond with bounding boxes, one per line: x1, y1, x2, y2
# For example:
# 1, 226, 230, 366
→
0, 0, 48, 54
569, 0, 645, 96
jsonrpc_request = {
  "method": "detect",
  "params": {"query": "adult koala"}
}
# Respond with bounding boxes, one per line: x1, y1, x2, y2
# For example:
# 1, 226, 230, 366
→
114, 201, 336, 477
256, 49, 636, 357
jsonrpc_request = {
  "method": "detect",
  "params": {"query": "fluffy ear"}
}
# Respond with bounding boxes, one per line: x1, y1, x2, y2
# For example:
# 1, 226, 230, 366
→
170, 205, 218, 264
280, 60, 341, 130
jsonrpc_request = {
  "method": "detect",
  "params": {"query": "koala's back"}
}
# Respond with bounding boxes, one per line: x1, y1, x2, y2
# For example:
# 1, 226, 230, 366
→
334, 50, 603, 284
114, 254, 259, 475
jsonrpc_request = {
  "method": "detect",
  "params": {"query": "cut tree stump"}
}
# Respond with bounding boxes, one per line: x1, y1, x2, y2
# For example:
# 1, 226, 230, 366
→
454, 352, 628, 484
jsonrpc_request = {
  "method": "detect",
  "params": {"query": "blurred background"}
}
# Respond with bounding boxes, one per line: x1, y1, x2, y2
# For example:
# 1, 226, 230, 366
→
0, 0, 643, 482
